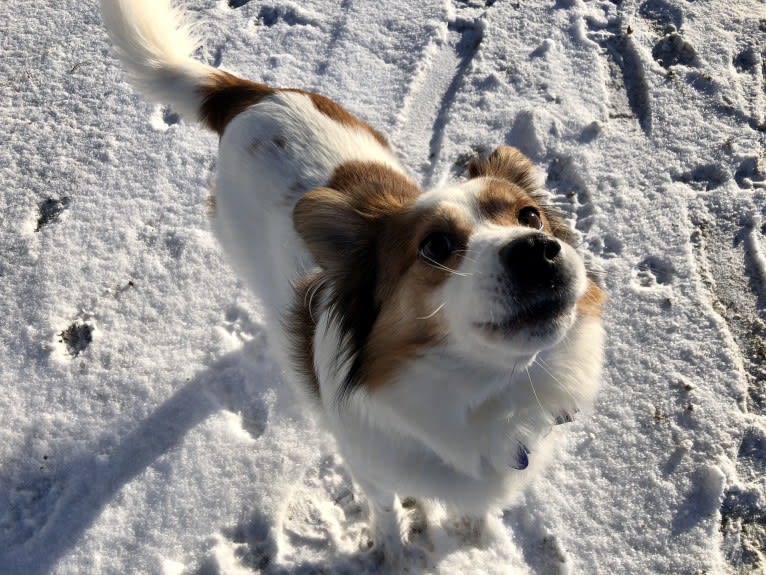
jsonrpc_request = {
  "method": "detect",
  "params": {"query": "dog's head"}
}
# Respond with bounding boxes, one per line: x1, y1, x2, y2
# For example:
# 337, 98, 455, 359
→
294, 146, 603, 398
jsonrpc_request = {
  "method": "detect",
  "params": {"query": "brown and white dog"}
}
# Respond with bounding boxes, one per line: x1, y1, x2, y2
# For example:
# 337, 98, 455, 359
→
101, 0, 604, 566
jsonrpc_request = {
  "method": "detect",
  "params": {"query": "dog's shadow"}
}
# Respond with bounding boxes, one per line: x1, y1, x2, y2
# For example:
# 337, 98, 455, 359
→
0, 331, 285, 574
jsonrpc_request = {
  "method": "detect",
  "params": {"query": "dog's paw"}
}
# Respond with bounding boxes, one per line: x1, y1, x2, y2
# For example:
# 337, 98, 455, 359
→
358, 493, 406, 572
360, 496, 436, 573
402, 497, 433, 552
360, 526, 405, 573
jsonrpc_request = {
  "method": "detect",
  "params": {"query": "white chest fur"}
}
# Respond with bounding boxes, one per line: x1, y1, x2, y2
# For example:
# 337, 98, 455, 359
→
313, 307, 603, 513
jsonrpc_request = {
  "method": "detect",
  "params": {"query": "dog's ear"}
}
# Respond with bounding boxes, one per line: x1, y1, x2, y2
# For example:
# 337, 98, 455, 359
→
293, 187, 369, 270
467, 146, 539, 193
469, 146, 577, 245
294, 162, 420, 270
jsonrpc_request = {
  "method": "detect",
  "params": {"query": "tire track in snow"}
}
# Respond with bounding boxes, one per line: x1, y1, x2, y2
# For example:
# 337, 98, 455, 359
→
689, 198, 766, 413
586, 14, 652, 136
393, 11, 484, 187
732, 34, 766, 131
314, 0, 352, 78
688, 194, 766, 572
424, 18, 483, 187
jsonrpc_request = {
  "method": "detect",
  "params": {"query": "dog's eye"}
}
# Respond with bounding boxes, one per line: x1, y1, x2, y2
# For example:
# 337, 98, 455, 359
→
518, 206, 543, 230
419, 232, 456, 265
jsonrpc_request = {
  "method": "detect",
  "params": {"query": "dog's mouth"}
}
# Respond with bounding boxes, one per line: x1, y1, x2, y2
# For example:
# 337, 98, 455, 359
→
474, 297, 574, 339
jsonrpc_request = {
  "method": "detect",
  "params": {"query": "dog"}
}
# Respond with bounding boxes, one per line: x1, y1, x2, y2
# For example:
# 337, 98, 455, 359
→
101, 0, 605, 567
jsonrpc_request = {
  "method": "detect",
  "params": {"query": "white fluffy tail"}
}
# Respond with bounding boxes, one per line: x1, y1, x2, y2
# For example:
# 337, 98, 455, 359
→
100, 0, 213, 120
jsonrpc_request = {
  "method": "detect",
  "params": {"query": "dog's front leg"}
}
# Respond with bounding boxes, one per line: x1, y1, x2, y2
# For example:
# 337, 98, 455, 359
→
357, 479, 404, 571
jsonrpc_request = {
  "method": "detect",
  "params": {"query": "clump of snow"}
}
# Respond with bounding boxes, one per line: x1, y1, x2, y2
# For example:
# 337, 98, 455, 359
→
1, 0, 764, 573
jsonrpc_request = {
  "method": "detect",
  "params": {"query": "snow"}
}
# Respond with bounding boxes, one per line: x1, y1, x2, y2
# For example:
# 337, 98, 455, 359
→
1, 0, 765, 573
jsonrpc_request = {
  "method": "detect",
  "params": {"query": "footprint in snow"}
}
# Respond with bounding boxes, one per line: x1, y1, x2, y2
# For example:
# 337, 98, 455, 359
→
58, 322, 94, 358
35, 197, 71, 232
672, 163, 729, 191
257, 6, 319, 28
639, 0, 683, 32
150, 105, 180, 131
635, 255, 675, 288
652, 32, 699, 69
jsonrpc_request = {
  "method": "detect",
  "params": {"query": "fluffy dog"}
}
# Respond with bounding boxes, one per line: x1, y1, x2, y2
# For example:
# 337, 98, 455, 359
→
101, 0, 604, 566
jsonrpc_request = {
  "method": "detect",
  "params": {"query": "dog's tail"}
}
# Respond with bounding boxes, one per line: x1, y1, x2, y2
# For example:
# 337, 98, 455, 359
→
100, 0, 270, 134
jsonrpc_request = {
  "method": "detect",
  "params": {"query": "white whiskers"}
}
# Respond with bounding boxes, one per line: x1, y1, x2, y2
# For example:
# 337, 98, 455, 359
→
534, 357, 579, 407
417, 302, 446, 320
422, 254, 473, 277
526, 366, 547, 418
453, 249, 480, 264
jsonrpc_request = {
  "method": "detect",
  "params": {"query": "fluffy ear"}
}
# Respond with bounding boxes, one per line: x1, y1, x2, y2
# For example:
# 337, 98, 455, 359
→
293, 162, 421, 270
467, 145, 539, 193
470, 146, 576, 246
293, 187, 369, 270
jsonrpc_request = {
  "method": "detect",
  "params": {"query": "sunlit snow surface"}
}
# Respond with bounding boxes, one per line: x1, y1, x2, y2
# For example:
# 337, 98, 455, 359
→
1, 0, 765, 573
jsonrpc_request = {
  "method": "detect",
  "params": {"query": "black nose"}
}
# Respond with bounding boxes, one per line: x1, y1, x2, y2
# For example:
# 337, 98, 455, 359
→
499, 233, 563, 292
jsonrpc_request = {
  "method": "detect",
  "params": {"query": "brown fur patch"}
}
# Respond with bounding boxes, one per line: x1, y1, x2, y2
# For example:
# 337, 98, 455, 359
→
198, 70, 274, 135
292, 162, 423, 399
324, 161, 420, 211
357, 203, 473, 391
468, 146, 539, 193
577, 279, 606, 317
299, 91, 388, 148
293, 162, 421, 269
198, 71, 389, 146
286, 273, 323, 399
361, 285, 448, 391
377, 203, 472, 294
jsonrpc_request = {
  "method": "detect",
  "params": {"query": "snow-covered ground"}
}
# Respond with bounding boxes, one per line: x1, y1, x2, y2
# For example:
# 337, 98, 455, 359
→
1, 0, 765, 573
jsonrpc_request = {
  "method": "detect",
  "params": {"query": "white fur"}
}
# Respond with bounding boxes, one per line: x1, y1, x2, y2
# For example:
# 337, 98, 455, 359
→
100, 0, 211, 119
101, 0, 604, 566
